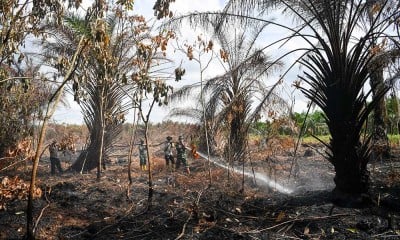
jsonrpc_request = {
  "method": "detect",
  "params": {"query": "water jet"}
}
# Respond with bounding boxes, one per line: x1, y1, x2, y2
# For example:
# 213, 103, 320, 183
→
196, 151, 293, 194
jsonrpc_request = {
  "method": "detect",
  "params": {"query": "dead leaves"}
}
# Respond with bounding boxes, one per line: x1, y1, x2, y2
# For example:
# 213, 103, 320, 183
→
219, 49, 229, 62
187, 46, 193, 60
275, 210, 286, 222
0, 176, 42, 210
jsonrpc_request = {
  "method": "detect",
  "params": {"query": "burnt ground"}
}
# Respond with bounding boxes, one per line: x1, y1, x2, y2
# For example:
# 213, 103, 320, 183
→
1, 145, 400, 240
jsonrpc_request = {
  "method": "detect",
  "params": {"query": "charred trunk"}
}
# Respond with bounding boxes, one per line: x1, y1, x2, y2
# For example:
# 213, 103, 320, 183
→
71, 122, 118, 172
72, 139, 104, 172
226, 106, 247, 163
370, 62, 390, 158
330, 136, 371, 207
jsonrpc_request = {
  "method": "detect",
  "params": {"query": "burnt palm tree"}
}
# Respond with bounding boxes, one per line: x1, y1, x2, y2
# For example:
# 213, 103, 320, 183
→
359, 0, 400, 157
284, 0, 396, 204
219, 0, 400, 151
168, 0, 399, 204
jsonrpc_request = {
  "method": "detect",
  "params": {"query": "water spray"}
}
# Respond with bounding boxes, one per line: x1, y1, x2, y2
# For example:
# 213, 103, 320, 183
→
195, 151, 293, 194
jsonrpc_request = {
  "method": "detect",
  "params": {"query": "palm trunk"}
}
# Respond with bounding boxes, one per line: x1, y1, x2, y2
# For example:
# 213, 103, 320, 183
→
367, 4, 389, 158
71, 80, 117, 173
392, 91, 400, 135
370, 65, 389, 157
330, 137, 370, 207
229, 110, 246, 162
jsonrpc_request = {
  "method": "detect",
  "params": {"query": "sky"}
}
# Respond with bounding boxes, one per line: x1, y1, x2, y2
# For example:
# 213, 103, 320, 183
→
52, 0, 308, 125
53, 0, 225, 124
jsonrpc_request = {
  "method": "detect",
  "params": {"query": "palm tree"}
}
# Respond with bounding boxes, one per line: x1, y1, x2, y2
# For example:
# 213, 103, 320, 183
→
283, 0, 395, 205
169, 0, 399, 204
42, 11, 133, 174
170, 19, 285, 165
360, 0, 400, 157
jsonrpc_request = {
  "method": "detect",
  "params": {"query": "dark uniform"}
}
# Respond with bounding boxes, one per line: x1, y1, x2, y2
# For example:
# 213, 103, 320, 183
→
176, 136, 190, 174
164, 136, 175, 171
49, 141, 63, 175
138, 140, 147, 171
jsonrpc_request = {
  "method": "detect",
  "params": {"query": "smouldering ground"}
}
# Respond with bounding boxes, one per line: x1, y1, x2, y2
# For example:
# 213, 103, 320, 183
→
1, 145, 400, 239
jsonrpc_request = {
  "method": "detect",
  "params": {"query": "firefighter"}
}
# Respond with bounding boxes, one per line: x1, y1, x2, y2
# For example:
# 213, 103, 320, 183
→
164, 136, 175, 171
176, 135, 190, 174
138, 139, 147, 171
49, 140, 63, 175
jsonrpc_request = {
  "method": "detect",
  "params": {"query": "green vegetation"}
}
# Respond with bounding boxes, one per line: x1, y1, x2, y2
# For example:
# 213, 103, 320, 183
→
303, 134, 400, 147
388, 134, 400, 146
301, 135, 331, 145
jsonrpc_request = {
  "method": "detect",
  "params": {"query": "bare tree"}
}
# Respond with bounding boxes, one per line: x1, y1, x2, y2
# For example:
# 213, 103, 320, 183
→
123, 21, 176, 207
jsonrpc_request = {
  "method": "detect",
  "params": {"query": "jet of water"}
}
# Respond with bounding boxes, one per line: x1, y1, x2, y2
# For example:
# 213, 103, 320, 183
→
196, 151, 293, 194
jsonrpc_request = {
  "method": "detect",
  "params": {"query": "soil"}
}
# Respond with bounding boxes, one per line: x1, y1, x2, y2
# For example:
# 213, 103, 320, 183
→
1, 143, 400, 240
